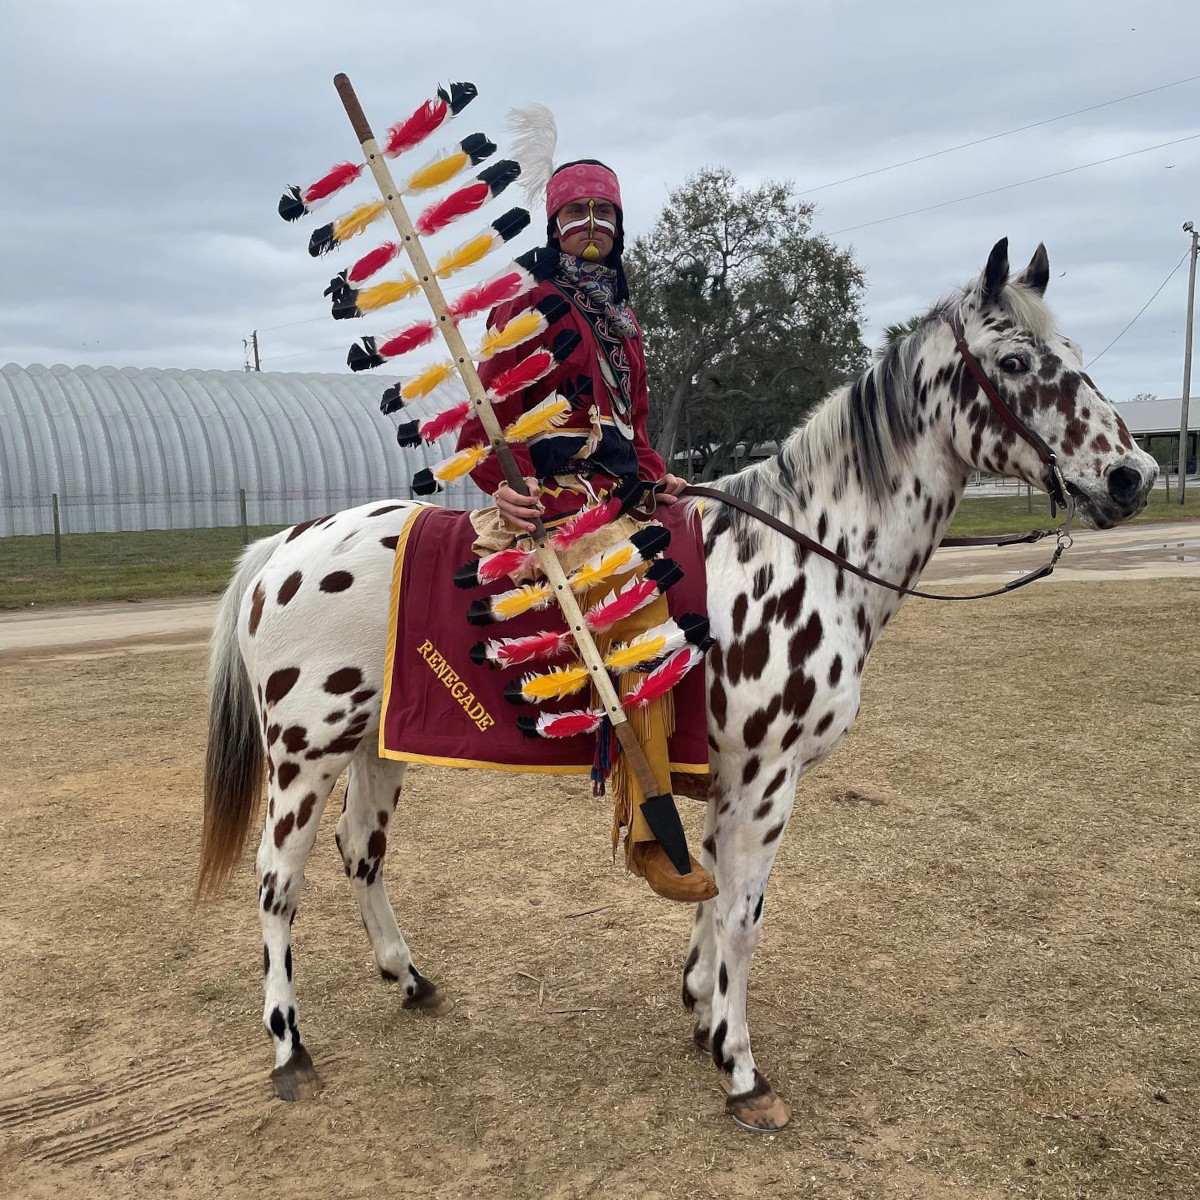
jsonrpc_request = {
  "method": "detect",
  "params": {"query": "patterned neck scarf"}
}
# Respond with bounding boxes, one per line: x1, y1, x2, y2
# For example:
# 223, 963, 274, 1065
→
556, 253, 637, 339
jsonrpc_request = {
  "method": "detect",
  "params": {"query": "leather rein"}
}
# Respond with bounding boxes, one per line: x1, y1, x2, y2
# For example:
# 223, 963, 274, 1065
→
675, 318, 1076, 603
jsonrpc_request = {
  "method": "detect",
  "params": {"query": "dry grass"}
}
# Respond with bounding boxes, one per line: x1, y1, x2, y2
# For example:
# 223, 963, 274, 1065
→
0, 578, 1196, 1198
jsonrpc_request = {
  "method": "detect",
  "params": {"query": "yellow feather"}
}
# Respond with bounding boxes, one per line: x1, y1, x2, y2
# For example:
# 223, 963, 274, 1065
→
604, 636, 666, 673
477, 311, 544, 360
401, 360, 454, 401
356, 275, 419, 312
568, 544, 634, 592
405, 151, 468, 193
494, 583, 552, 620
433, 443, 489, 483
332, 200, 386, 243
434, 233, 496, 279
521, 664, 589, 702
503, 397, 570, 443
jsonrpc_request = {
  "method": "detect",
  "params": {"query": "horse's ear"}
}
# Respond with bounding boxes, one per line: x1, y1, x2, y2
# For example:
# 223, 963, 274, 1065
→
981, 237, 1009, 303
1016, 242, 1050, 297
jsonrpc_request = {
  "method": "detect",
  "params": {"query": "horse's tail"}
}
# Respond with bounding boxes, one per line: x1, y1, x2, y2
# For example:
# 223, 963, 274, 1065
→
196, 532, 285, 900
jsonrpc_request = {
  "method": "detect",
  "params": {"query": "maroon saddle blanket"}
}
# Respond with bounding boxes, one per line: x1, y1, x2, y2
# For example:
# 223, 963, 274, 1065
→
379, 503, 710, 775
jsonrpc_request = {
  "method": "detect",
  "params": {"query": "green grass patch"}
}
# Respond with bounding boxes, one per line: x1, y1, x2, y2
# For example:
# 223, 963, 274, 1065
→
1, 484, 1196, 610
0, 525, 286, 610
947, 483, 1200, 537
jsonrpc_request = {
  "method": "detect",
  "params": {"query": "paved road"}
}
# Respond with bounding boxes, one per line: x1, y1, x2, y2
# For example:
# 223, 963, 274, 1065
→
2, 522, 1195, 662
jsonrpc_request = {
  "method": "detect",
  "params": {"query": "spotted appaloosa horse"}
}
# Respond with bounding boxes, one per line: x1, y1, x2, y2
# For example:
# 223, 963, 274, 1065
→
198, 239, 1156, 1127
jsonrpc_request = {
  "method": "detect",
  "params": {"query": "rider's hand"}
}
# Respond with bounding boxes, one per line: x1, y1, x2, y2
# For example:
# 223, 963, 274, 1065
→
653, 473, 689, 506
496, 478, 543, 532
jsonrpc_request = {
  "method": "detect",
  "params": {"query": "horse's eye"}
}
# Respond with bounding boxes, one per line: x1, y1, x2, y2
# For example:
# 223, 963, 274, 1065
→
999, 355, 1029, 374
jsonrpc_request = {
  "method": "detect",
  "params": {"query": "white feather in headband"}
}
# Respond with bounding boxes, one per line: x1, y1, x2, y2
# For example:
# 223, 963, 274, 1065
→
507, 104, 558, 209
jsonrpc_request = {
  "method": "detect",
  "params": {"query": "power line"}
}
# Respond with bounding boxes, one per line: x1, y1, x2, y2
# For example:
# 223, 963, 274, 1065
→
830, 132, 1200, 236
800, 73, 1200, 196
255, 314, 329, 334
1085, 248, 1192, 369
262, 342, 351, 365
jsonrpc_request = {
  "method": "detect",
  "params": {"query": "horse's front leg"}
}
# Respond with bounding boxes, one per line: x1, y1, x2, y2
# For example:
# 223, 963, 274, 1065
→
707, 757, 798, 1131
681, 799, 719, 1050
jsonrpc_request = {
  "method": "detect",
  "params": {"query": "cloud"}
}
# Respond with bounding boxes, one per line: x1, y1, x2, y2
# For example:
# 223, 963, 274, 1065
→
1, 0, 1197, 403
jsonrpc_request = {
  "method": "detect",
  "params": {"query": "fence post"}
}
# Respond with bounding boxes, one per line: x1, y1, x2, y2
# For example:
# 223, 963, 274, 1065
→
1026, 482, 1032, 514
1164, 467, 1170, 501
52, 493, 62, 566
239, 488, 249, 545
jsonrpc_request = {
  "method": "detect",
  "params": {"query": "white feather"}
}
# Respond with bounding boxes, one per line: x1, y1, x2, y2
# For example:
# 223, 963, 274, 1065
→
507, 104, 558, 208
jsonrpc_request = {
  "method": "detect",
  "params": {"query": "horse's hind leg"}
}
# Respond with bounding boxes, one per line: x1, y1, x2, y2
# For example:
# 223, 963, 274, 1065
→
338, 752, 450, 1014
256, 755, 339, 1101
681, 801, 720, 1050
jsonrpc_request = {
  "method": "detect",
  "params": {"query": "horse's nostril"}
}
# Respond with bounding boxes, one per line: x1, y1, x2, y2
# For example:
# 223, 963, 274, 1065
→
1107, 464, 1142, 506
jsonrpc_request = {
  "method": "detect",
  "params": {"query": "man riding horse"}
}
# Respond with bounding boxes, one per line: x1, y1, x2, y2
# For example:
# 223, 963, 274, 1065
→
457, 157, 716, 904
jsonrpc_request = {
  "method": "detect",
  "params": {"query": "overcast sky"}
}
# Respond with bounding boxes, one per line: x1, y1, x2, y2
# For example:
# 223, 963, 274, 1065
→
2, 0, 1197, 404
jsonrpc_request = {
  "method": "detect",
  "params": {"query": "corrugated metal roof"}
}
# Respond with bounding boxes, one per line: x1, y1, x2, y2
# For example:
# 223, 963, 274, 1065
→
0, 363, 485, 536
1111, 398, 1199, 437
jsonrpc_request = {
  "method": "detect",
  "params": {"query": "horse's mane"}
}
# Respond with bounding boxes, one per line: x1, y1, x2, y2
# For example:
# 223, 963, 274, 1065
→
709, 278, 1056, 523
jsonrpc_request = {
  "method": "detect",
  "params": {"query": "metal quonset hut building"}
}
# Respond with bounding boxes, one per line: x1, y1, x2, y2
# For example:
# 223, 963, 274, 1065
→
0, 363, 484, 536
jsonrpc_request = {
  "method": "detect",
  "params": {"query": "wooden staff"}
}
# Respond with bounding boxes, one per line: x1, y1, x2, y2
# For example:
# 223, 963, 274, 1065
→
333, 72, 666, 803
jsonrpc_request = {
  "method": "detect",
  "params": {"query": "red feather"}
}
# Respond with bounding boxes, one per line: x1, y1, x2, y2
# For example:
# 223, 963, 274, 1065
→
415, 182, 489, 236
445, 270, 526, 321
626, 646, 704, 709
584, 576, 660, 633
418, 402, 471, 443
304, 161, 363, 205
348, 241, 400, 285
551, 498, 621, 551
383, 98, 448, 157
378, 321, 436, 359
476, 545, 537, 585
536, 710, 604, 739
486, 347, 554, 400
492, 629, 573, 667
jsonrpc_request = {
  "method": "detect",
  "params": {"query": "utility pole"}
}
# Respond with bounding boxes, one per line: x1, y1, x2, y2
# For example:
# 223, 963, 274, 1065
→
242, 330, 262, 372
251, 329, 261, 372
1178, 221, 1198, 505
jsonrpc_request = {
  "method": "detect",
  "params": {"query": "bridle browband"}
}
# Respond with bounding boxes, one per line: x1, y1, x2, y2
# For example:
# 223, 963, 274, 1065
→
671, 316, 1076, 604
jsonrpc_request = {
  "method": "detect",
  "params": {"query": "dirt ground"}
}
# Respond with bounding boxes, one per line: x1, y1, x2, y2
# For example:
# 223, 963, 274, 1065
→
1, 578, 1197, 1199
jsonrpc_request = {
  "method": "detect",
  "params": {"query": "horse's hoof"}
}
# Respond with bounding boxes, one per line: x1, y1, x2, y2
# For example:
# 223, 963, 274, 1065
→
725, 1070, 790, 1132
271, 1044, 321, 1102
693, 1025, 711, 1054
403, 975, 454, 1016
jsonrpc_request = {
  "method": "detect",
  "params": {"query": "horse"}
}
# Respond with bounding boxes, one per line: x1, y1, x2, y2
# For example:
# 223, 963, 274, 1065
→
197, 239, 1157, 1129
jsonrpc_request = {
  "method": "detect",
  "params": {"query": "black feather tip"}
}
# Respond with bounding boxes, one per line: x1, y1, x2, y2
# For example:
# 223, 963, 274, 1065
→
460, 132, 496, 165
454, 561, 482, 590
515, 245, 560, 281
467, 599, 495, 627
535, 294, 570, 326
278, 186, 305, 222
491, 207, 530, 244
395, 421, 421, 448
469, 641, 488, 667
646, 557, 683, 592
678, 613, 711, 647
502, 680, 529, 706
479, 159, 521, 194
308, 222, 336, 257
438, 81, 478, 115
324, 271, 350, 299
629, 523, 671, 561
411, 468, 439, 496
516, 715, 539, 738
331, 297, 364, 321
347, 338, 384, 372
380, 384, 405, 415
550, 328, 582, 362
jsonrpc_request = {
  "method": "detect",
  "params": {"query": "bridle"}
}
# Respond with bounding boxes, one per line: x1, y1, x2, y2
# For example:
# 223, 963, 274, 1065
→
671, 316, 1076, 603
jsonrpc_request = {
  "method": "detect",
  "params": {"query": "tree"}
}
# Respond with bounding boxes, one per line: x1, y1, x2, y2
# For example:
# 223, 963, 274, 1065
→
1128, 392, 1158, 404
880, 315, 925, 353
626, 168, 867, 480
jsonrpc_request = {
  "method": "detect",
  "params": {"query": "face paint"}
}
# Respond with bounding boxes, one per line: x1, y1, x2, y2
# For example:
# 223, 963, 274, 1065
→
557, 199, 617, 260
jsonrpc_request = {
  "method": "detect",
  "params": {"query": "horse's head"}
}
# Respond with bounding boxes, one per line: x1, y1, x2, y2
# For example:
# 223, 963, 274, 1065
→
941, 239, 1157, 527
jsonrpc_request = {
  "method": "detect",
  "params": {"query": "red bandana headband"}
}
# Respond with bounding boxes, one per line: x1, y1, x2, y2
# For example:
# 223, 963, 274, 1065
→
545, 163, 623, 221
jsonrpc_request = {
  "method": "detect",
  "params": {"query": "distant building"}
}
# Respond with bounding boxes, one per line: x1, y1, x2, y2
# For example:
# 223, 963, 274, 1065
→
0, 363, 484, 537
1112, 397, 1198, 471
